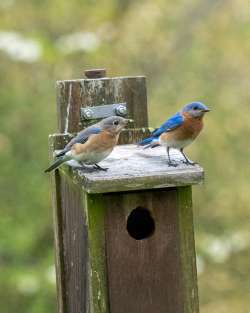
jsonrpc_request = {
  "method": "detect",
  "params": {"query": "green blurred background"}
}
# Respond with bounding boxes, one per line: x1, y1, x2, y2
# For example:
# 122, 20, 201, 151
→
0, 0, 250, 312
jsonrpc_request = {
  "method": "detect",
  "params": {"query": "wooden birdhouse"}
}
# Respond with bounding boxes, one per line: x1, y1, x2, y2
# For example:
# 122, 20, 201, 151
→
48, 69, 203, 313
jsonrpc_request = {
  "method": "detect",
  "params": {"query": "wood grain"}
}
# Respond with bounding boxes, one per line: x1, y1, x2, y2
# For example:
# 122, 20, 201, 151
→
84, 193, 109, 313
49, 74, 200, 313
56, 76, 148, 133
58, 174, 88, 313
56, 81, 83, 133
51, 75, 150, 313
104, 189, 184, 313
49, 135, 88, 313
177, 187, 199, 313
50, 169, 66, 313
65, 144, 204, 193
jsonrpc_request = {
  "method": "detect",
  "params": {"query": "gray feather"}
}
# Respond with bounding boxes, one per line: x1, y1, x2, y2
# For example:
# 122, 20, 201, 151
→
44, 156, 70, 173
56, 126, 101, 157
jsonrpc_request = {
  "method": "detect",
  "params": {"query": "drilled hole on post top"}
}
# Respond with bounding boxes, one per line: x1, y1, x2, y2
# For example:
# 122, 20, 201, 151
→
126, 207, 155, 240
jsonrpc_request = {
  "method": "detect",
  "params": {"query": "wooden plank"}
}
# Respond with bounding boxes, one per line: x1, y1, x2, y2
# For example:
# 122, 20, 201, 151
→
48, 136, 67, 313
59, 175, 88, 313
104, 189, 184, 313
83, 193, 109, 313
51, 73, 199, 313
48, 136, 204, 194
177, 187, 199, 313
50, 169, 66, 313
56, 81, 83, 133
64, 144, 204, 193
56, 76, 148, 133
50, 74, 150, 313
49, 135, 88, 313
118, 127, 151, 145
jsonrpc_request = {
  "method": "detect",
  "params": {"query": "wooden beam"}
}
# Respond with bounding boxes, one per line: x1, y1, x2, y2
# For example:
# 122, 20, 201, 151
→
59, 144, 204, 193
50, 75, 149, 313
104, 188, 199, 313
56, 76, 148, 133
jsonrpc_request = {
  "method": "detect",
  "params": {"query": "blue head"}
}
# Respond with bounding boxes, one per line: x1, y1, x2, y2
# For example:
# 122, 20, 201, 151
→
181, 102, 210, 118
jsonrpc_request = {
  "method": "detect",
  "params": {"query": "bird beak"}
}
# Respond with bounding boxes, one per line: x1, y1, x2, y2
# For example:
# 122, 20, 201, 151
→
125, 118, 134, 123
202, 108, 210, 112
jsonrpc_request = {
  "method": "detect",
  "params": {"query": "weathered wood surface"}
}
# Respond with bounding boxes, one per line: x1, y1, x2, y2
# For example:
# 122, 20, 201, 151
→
52, 173, 88, 313
104, 186, 199, 313
56, 76, 148, 133
51, 75, 150, 313
49, 163, 66, 313
49, 73, 200, 313
105, 189, 184, 313
59, 144, 204, 193
177, 187, 199, 313
49, 135, 89, 313
58, 175, 88, 313
83, 193, 109, 313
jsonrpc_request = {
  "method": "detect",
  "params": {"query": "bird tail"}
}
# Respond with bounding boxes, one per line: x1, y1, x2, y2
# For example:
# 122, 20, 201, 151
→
55, 149, 67, 158
138, 137, 160, 149
44, 156, 68, 173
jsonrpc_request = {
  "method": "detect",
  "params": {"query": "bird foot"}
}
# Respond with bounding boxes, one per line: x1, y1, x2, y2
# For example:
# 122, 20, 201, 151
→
181, 160, 197, 166
74, 164, 95, 172
94, 164, 108, 171
167, 161, 179, 167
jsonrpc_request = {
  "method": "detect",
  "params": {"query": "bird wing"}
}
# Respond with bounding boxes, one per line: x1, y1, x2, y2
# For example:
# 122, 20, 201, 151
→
56, 126, 101, 157
151, 112, 183, 137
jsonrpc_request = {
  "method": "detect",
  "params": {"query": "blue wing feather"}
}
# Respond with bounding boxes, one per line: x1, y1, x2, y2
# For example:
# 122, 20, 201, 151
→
138, 112, 183, 146
152, 112, 183, 136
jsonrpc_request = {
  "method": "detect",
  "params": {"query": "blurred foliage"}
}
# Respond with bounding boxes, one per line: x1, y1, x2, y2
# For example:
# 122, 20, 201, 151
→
0, 0, 250, 312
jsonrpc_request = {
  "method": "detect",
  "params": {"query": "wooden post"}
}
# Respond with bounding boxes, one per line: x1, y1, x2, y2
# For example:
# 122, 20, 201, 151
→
48, 70, 202, 313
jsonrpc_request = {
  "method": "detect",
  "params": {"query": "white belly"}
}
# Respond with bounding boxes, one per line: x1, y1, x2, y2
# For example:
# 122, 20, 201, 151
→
159, 137, 193, 149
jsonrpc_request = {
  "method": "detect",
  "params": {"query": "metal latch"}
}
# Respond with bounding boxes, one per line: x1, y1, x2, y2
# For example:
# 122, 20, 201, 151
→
81, 103, 127, 120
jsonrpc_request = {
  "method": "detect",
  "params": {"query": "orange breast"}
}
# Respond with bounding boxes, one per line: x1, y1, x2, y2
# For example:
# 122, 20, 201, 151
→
71, 130, 119, 155
173, 114, 204, 141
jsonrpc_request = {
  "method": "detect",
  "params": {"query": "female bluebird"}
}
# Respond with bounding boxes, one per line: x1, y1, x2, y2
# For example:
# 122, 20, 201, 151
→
45, 116, 130, 172
138, 102, 210, 166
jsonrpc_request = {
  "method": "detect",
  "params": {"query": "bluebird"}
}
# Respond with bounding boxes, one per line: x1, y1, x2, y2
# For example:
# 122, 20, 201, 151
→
45, 116, 131, 172
138, 102, 210, 166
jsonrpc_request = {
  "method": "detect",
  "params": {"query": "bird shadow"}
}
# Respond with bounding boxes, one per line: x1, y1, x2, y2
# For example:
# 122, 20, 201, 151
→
73, 165, 108, 173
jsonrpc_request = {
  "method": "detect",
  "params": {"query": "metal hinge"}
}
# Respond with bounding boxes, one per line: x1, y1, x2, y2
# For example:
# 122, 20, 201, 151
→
81, 103, 127, 120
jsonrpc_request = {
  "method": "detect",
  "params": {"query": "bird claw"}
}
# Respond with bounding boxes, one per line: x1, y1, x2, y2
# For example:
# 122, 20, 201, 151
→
94, 164, 108, 171
96, 167, 108, 171
167, 161, 179, 167
181, 160, 197, 166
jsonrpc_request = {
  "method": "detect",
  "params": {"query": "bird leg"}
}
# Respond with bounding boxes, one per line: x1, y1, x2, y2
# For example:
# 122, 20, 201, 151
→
180, 148, 196, 166
73, 162, 89, 170
167, 147, 178, 167
94, 163, 108, 171
79, 162, 88, 168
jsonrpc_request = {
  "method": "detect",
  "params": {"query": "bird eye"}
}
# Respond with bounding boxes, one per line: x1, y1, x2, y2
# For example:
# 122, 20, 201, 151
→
193, 106, 199, 110
113, 120, 119, 125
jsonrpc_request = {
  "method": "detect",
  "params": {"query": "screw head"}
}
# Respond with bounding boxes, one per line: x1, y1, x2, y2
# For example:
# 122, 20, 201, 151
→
116, 104, 127, 116
82, 108, 94, 120
84, 69, 106, 79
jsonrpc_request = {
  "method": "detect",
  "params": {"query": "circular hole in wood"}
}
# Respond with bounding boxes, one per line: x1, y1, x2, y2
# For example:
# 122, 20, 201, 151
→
126, 207, 155, 240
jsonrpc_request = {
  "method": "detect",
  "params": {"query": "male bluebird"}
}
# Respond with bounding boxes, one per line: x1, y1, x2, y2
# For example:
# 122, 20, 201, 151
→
45, 116, 130, 172
138, 102, 210, 166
